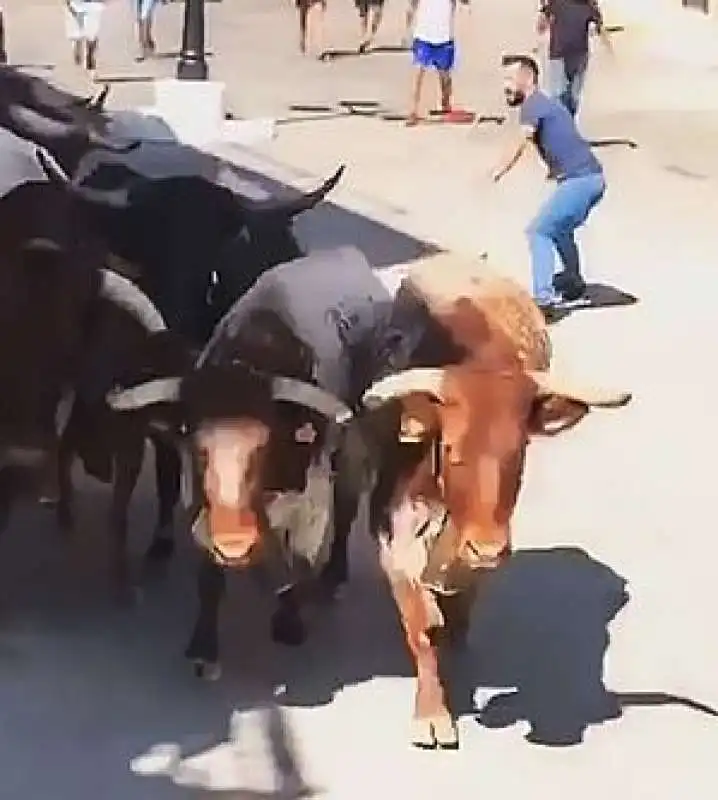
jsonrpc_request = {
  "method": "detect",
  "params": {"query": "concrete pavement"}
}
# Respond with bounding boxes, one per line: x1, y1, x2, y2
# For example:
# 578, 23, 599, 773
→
2, 1, 718, 799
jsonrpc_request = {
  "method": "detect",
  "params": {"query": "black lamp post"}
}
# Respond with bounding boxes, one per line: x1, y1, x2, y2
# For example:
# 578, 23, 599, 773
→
176, 0, 208, 80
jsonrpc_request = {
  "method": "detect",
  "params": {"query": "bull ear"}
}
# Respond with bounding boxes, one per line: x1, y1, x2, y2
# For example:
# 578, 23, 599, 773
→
528, 395, 589, 437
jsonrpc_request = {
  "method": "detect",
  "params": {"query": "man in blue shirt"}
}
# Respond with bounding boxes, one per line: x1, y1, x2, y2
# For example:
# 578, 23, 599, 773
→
490, 54, 605, 320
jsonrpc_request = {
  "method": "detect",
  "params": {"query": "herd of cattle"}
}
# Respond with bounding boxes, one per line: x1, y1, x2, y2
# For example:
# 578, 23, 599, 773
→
0, 65, 632, 750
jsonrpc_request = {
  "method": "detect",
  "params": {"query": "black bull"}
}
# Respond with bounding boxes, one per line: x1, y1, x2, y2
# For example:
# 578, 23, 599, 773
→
104, 246, 414, 674
0, 141, 192, 532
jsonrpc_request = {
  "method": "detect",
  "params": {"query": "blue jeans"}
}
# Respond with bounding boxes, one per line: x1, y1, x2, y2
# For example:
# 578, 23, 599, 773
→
526, 172, 605, 304
547, 55, 588, 118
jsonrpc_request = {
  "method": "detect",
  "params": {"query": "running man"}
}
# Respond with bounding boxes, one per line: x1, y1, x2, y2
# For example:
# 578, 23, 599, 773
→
536, 0, 612, 118
355, 0, 384, 53
133, 0, 159, 62
405, 0, 468, 126
64, 0, 105, 73
491, 55, 605, 320
295, 0, 328, 60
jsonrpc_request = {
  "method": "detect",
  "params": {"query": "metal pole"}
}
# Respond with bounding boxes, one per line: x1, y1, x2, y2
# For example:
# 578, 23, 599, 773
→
176, 0, 208, 80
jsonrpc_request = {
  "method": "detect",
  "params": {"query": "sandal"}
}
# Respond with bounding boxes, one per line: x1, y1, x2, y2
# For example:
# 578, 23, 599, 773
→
405, 113, 420, 127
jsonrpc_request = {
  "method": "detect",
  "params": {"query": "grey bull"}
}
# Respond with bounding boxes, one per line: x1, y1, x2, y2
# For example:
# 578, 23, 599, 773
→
105, 245, 401, 674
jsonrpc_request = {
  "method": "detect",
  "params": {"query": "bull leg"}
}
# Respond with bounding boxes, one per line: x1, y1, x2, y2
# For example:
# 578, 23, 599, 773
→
109, 434, 145, 603
317, 481, 360, 600
144, 438, 180, 563
55, 423, 77, 533
383, 567, 458, 750
270, 585, 308, 647
185, 552, 226, 680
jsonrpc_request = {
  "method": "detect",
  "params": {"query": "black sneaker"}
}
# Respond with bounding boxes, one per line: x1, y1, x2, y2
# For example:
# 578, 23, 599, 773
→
536, 301, 568, 325
553, 272, 587, 303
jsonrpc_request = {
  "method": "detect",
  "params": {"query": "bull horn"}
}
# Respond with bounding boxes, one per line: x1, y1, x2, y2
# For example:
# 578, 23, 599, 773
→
84, 84, 110, 112
527, 370, 632, 408
362, 368, 446, 408
35, 147, 70, 184
239, 165, 345, 218
9, 104, 140, 155
106, 378, 182, 411
99, 269, 167, 332
8, 104, 78, 140
271, 377, 352, 423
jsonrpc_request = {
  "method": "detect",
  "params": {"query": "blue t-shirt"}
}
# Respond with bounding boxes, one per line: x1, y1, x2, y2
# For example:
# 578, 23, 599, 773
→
519, 90, 602, 180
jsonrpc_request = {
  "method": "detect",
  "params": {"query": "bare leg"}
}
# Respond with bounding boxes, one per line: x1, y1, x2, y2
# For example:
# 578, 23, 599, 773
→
0, 11, 7, 63
72, 39, 83, 66
85, 38, 98, 73
439, 69, 452, 112
309, 2, 327, 60
358, 10, 369, 52
407, 67, 425, 126
298, 3, 308, 54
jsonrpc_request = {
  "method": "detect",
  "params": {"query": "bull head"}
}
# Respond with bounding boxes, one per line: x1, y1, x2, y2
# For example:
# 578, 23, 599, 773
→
361, 365, 631, 569
104, 370, 352, 566
10, 106, 139, 163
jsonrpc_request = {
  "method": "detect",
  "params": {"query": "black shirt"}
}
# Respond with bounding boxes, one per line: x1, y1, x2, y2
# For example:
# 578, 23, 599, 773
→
540, 0, 602, 60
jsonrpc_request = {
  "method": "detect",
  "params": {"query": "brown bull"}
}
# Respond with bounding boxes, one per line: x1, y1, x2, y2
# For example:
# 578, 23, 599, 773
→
361, 253, 631, 750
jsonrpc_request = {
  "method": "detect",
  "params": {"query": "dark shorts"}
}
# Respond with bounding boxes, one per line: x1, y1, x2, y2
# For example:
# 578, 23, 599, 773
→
296, 0, 325, 8
412, 38, 455, 72
355, 0, 384, 12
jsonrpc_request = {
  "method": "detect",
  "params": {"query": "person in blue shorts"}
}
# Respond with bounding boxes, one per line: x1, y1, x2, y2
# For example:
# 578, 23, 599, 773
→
405, 0, 467, 126
490, 55, 605, 321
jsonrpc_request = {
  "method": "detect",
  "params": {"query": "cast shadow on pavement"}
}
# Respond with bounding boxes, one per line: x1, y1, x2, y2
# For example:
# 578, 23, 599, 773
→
453, 547, 718, 747
548, 283, 639, 324
277, 545, 717, 748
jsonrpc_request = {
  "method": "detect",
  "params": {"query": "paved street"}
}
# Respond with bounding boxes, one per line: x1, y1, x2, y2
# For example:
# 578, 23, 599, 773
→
2, 1, 718, 798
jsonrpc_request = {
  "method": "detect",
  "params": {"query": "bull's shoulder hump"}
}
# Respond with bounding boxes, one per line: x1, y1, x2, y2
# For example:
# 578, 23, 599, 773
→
405, 252, 550, 368
405, 253, 527, 309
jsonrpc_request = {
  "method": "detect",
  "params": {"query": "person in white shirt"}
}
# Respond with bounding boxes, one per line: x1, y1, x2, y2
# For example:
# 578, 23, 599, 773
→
64, 0, 105, 73
404, 0, 468, 126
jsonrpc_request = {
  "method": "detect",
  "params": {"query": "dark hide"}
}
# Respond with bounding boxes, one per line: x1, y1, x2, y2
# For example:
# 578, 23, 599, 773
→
70, 145, 343, 344
0, 176, 104, 524
0, 68, 133, 175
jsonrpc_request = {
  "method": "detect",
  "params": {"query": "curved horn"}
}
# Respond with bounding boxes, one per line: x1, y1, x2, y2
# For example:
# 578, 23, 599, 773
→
106, 378, 182, 411
99, 269, 167, 332
527, 370, 632, 408
239, 165, 345, 218
35, 147, 70, 184
86, 84, 110, 112
9, 105, 140, 155
8, 104, 78, 140
271, 377, 353, 423
362, 368, 446, 408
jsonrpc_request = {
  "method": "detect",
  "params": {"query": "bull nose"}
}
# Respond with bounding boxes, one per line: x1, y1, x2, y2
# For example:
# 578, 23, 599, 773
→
205, 505, 261, 565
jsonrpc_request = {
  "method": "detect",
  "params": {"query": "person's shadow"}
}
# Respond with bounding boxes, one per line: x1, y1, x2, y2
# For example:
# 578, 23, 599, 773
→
450, 547, 630, 746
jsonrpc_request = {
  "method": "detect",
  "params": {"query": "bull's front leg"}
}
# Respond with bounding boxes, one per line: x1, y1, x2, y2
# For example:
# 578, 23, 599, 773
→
185, 551, 226, 680
109, 434, 145, 603
144, 437, 180, 564
383, 568, 459, 750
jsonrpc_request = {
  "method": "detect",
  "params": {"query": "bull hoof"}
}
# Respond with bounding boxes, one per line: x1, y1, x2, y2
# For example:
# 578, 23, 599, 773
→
191, 659, 222, 681
56, 505, 74, 533
115, 582, 144, 608
270, 607, 307, 647
145, 536, 175, 563
411, 715, 459, 750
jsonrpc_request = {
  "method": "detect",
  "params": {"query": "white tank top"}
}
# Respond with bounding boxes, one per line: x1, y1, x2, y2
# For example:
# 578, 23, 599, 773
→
413, 0, 456, 45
